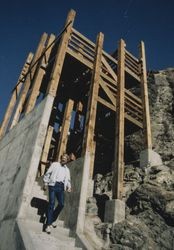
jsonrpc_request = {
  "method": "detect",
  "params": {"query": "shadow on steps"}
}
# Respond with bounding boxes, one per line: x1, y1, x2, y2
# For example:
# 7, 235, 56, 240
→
30, 197, 48, 224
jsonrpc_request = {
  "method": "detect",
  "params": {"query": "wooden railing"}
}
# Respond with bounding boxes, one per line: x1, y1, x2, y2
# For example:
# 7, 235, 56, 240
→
67, 28, 143, 127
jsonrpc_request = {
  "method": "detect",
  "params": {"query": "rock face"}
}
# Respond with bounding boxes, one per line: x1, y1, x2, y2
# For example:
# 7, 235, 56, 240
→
90, 163, 174, 249
125, 69, 174, 166
150, 70, 174, 166
85, 69, 174, 250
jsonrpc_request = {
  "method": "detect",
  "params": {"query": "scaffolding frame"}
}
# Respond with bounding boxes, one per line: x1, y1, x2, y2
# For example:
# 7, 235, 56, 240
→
0, 9, 152, 200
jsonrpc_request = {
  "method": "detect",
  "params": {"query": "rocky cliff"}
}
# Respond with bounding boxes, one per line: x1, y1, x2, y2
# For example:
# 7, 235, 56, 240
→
85, 69, 174, 250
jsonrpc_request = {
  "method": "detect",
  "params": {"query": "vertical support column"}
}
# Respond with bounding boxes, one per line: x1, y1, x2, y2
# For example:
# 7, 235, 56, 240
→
104, 39, 126, 224
82, 32, 104, 177
139, 41, 152, 149
25, 34, 56, 114
46, 9, 76, 97
10, 33, 48, 129
113, 39, 126, 200
0, 53, 33, 139
39, 125, 54, 176
56, 99, 74, 161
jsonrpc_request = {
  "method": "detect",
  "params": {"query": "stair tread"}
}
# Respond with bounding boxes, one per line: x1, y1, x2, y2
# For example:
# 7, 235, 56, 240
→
29, 230, 79, 249
23, 181, 82, 249
25, 219, 70, 236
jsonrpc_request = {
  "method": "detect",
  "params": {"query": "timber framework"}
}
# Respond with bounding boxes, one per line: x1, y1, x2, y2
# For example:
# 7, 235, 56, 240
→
0, 9, 152, 200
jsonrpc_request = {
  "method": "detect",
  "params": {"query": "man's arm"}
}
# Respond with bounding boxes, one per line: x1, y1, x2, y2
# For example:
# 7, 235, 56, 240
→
65, 167, 71, 192
43, 162, 54, 187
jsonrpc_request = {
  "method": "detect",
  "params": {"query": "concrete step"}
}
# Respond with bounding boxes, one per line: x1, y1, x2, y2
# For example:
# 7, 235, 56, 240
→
27, 207, 47, 223
26, 219, 70, 238
31, 192, 47, 200
24, 220, 76, 248
27, 207, 65, 229
29, 230, 82, 250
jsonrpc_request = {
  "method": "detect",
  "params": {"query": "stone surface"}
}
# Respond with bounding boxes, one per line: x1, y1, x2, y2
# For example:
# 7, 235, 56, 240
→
91, 152, 174, 249
104, 199, 125, 224
140, 149, 163, 168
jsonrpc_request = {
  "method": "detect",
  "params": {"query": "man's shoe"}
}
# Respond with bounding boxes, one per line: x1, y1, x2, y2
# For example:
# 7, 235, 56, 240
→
45, 225, 51, 234
51, 222, 57, 228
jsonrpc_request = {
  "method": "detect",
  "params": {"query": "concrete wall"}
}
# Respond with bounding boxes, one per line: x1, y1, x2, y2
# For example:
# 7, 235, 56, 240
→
60, 157, 85, 232
0, 95, 53, 250
60, 153, 90, 235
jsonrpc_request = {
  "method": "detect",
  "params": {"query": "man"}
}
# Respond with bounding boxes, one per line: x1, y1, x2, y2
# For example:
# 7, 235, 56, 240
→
43, 153, 71, 234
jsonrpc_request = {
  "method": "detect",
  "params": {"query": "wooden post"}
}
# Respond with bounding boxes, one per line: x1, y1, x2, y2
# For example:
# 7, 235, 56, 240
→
139, 41, 152, 149
56, 99, 74, 161
25, 34, 56, 114
82, 32, 104, 177
113, 39, 126, 200
10, 33, 48, 129
46, 9, 76, 97
0, 52, 33, 139
39, 125, 54, 176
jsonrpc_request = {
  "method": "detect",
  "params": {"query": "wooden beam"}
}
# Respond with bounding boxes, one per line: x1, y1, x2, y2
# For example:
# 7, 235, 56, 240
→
67, 47, 93, 69
72, 28, 96, 49
46, 9, 76, 97
25, 34, 56, 114
101, 56, 118, 82
97, 96, 115, 111
113, 39, 126, 200
97, 97, 143, 128
139, 41, 152, 149
0, 53, 33, 139
82, 32, 104, 177
39, 125, 54, 176
99, 79, 116, 106
10, 33, 48, 129
56, 99, 74, 161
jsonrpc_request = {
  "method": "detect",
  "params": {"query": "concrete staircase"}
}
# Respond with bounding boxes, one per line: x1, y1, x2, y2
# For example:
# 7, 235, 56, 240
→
23, 181, 82, 250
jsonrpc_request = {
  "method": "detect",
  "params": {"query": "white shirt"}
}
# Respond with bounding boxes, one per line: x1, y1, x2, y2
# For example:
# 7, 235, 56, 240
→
43, 162, 71, 190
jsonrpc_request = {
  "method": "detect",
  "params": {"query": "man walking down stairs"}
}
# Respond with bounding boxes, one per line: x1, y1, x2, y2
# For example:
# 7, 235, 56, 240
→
23, 179, 82, 250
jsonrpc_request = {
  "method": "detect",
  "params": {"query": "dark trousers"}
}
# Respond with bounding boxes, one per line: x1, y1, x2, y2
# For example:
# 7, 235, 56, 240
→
47, 182, 64, 225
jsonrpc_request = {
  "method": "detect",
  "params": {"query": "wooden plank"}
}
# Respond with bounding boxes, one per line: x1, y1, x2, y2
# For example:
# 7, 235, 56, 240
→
39, 125, 54, 176
101, 56, 118, 81
72, 28, 96, 49
47, 10, 76, 97
99, 79, 116, 106
125, 105, 143, 120
67, 47, 93, 69
125, 60, 139, 74
125, 66, 140, 81
0, 53, 33, 139
125, 49, 139, 63
125, 89, 142, 104
90, 141, 96, 177
56, 99, 74, 161
139, 41, 152, 149
97, 97, 143, 128
100, 71, 117, 86
71, 34, 95, 56
113, 39, 126, 200
82, 32, 104, 177
10, 33, 48, 129
102, 50, 118, 65
125, 113, 143, 128
97, 96, 115, 111
25, 34, 56, 114
68, 42, 94, 62
103, 79, 117, 92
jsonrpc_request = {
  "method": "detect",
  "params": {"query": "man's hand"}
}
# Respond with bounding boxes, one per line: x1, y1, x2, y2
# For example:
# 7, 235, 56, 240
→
66, 188, 71, 192
43, 184, 47, 191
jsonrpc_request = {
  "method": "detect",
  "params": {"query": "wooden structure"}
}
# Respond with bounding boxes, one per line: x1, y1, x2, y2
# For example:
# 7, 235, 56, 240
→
0, 10, 152, 200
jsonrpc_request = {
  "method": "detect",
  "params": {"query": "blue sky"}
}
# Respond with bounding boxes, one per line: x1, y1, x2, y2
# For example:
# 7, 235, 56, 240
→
0, 0, 174, 122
